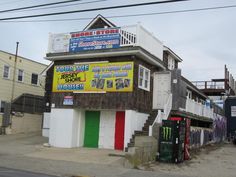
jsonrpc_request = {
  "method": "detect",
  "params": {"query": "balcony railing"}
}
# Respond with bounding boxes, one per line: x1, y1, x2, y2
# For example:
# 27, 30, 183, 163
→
192, 81, 225, 90
185, 98, 214, 119
47, 24, 163, 61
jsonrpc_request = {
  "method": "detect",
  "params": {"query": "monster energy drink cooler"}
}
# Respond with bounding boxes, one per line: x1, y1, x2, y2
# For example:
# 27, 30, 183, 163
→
158, 120, 185, 163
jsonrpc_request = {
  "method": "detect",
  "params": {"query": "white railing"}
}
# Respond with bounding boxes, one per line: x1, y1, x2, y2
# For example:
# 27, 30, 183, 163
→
120, 24, 163, 60
47, 25, 164, 61
149, 94, 172, 136
185, 98, 214, 119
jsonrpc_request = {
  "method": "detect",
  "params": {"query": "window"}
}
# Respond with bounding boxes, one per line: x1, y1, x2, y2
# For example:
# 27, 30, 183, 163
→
3, 65, 10, 79
17, 69, 24, 82
168, 56, 175, 70
31, 73, 38, 85
0, 101, 5, 113
138, 65, 150, 91
186, 90, 192, 99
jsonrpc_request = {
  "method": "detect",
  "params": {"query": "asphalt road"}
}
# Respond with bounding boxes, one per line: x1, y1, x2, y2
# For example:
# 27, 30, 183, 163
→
0, 167, 57, 177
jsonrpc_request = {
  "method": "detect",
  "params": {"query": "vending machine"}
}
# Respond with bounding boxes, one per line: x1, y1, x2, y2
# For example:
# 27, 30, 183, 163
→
158, 119, 186, 163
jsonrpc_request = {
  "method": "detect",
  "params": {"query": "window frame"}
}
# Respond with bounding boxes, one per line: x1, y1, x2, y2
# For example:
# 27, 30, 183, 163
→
138, 65, 150, 91
31, 73, 39, 85
17, 69, 24, 82
3, 65, 10, 79
168, 56, 175, 70
0, 100, 6, 114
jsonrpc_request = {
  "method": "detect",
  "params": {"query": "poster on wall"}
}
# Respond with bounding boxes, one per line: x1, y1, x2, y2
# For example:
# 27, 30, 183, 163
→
52, 62, 134, 93
231, 106, 236, 117
49, 33, 70, 53
63, 96, 74, 105
69, 28, 120, 52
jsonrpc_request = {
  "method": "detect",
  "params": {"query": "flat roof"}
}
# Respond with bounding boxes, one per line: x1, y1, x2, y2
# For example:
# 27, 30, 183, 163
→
0, 50, 47, 67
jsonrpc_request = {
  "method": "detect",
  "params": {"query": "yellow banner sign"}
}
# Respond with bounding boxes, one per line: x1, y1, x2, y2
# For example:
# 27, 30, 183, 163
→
52, 62, 134, 92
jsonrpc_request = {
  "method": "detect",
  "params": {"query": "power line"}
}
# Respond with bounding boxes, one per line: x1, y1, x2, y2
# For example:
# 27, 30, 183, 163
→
0, 0, 190, 21
1, 3, 236, 23
0, 0, 85, 13
15, 0, 108, 13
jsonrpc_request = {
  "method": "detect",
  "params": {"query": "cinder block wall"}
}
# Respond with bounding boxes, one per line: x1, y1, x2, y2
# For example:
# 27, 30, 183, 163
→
11, 113, 42, 134
135, 136, 157, 163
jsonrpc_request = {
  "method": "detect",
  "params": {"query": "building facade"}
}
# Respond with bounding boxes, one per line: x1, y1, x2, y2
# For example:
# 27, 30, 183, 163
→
0, 50, 47, 133
44, 15, 224, 152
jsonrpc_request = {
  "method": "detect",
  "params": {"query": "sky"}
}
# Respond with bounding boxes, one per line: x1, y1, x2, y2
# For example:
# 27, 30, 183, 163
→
0, 0, 236, 81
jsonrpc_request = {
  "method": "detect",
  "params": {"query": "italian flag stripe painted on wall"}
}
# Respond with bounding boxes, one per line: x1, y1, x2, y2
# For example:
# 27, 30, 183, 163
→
84, 110, 125, 150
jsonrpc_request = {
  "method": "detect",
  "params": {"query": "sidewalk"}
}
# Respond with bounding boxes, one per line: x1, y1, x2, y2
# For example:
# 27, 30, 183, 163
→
0, 132, 125, 166
0, 132, 186, 177
0, 133, 186, 177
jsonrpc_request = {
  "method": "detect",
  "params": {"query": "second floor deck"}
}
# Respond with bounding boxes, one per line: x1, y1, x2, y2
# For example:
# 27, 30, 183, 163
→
47, 24, 164, 62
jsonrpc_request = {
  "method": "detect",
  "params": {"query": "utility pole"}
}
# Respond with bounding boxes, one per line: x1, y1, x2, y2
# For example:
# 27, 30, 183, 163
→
11, 42, 19, 102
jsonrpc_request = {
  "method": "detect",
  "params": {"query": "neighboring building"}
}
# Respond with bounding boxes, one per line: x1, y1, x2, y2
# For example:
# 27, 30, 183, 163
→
44, 15, 224, 153
192, 65, 236, 108
0, 50, 47, 134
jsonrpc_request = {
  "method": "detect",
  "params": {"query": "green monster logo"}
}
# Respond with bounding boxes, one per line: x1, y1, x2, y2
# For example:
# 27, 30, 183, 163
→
163, 127, 172, 141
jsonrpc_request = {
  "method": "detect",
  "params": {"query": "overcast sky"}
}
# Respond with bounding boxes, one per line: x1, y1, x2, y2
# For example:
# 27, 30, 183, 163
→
0, 0, 235, 81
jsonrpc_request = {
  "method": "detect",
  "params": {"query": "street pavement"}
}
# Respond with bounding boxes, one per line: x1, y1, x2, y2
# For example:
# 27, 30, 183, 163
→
0, 167, 56, 177
0, 133, 235, 177
0, 132, 188, 177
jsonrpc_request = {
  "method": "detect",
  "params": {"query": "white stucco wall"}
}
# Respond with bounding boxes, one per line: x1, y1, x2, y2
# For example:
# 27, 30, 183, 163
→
75, 109, 85, 147
42, 112, 50, 137
124, 110, 149, 149
99, 110, 116, 149
49, 108, 85, 148
49, 108, 74, 148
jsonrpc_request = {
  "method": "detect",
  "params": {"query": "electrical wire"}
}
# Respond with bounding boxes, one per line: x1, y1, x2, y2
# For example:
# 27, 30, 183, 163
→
0, 0, 85, 13
15, 0, 109, 13
1, 3, 236, 23
0, 0, 190, 21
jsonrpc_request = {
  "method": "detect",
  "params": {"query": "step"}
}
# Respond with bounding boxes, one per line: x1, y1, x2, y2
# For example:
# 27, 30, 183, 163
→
128, 142, 134, 147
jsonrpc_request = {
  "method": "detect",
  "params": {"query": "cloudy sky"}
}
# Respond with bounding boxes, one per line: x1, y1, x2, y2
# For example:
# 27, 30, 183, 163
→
0, 0, 235, 81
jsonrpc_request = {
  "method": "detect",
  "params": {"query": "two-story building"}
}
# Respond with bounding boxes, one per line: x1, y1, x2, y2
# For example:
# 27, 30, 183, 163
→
44, 15, 224, 152
0, 50, 47, 134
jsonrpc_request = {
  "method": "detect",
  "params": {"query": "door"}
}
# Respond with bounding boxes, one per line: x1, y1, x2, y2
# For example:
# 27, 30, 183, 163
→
153, 72, 171, 109
114, 111, 125, 150
84, 111, 100, 148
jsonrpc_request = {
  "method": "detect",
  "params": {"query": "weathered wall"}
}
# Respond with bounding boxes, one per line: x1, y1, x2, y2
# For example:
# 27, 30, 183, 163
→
171, 69, 187, 111
11, 113, 42, 134
126, 136, 157, 166
45, 55, 160, 113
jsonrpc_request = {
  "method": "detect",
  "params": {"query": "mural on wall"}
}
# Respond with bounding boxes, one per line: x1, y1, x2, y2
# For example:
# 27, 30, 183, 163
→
213, 115, 227, 142
52, 62, 134, 92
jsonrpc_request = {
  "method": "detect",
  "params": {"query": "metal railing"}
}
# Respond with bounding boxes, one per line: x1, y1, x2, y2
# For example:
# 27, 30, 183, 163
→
192, 81, 225, 90
149, 93, 172, 136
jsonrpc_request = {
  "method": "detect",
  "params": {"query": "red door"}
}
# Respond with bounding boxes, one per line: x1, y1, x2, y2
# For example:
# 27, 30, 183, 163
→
114, 111, 125, 150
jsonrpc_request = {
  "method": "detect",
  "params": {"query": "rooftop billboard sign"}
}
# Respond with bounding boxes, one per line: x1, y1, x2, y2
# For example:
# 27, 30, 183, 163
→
48, 28, 120, 54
